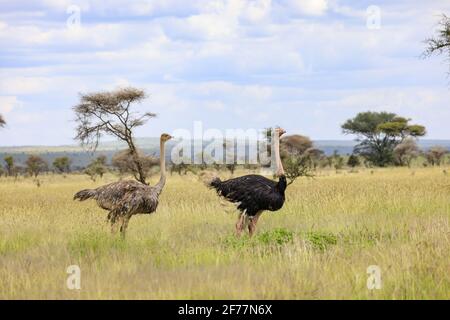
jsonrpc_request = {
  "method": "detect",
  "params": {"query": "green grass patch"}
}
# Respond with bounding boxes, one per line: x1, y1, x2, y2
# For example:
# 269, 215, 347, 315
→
258, 228, 294, 245
223, 228, 294, 249
339, 229, 399, 246
302, 231, 338, 251
0, 234, 36, 255
68, 231, 128, 258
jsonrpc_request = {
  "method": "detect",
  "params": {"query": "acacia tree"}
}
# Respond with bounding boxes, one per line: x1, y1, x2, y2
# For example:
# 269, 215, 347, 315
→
53, 157, 71, 174
26, 155, 48, 178
347, 154, 361, 168
424, 14, 450, 72
425, 146, 448, 166
279, 134, 319, 185
393, 138, 419, 167
332, 150, 344, 170
4, 156, 14, 176
280, 134, 313, 158
73, 87, 155, 184
283, 155, 314, 185
112, 149, 158, 179
0, 114, 5, 127
85, 155, 108, 181
342, 112, 426, 166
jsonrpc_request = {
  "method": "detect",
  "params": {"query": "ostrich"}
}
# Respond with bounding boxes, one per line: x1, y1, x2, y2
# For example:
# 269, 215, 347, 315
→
207, 127, 287, 237
74, 133, 173, 238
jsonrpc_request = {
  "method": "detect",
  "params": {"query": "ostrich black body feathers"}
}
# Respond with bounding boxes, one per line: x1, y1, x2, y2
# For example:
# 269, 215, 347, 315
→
210, 174, 287, 216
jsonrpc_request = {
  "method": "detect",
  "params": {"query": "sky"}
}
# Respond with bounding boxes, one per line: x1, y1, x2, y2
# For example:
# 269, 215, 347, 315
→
0, 0, 450, 146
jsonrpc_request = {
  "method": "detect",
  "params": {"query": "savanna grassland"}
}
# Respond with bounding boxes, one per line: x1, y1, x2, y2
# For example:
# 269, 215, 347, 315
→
0, 167, 449, 300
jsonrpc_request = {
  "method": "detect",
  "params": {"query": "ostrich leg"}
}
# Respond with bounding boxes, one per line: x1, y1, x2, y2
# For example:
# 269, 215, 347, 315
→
107, 207, 129, 237
248, 211, 263, 237
235, 212, 246, 237
108, 208, 121, 235
111, 220, 119, 234
120, 214, 132, 239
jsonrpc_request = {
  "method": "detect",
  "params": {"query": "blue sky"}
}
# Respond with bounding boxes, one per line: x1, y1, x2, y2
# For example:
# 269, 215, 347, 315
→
0, 0, 449, 146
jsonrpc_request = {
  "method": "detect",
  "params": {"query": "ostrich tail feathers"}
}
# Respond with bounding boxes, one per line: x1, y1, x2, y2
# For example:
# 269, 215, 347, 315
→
74, 189, 96, 201
199, 171, 221, 188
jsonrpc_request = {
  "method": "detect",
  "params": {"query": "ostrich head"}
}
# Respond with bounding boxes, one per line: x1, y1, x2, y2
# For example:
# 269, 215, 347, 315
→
275, 127, 286, 137
160, 133, 173, 142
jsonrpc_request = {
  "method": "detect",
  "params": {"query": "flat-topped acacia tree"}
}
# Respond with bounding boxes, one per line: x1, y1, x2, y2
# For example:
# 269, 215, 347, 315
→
73, 87, 156, 185
342, 112, 426, 167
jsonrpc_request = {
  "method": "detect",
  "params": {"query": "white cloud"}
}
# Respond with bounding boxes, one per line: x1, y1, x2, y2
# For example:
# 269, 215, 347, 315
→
187, 13, 237, 39
1, 0, 450, 146
0, 77, 52, 95
244, 0, 271, 22
289, 0, 328, 16
328, 1, 364, 18
13, 110, 45, 124
203, 100, 226, 111
0, 96, 20, 113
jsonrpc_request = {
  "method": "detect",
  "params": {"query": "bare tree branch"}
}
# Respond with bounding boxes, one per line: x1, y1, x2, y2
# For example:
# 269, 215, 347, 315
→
0, 114, 5, 128
73, 87, 156, 184
423, 14, 450, 58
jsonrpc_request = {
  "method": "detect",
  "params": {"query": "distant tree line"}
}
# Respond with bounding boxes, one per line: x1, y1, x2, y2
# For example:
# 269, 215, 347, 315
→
0, 137, 448, 185
0, 155, 74, 179
1, 87, 449, 185
0, 150, 163, 184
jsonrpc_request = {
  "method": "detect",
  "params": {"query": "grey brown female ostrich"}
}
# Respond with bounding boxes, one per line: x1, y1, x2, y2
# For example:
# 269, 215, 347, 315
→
207, 127, 287, 237
74, 133, 172, 238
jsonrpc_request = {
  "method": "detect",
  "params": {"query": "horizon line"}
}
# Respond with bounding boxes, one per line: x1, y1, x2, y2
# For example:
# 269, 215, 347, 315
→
1, 137, 450, 151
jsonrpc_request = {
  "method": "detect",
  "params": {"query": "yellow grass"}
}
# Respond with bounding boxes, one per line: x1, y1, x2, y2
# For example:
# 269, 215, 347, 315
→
0, 167, 449, 299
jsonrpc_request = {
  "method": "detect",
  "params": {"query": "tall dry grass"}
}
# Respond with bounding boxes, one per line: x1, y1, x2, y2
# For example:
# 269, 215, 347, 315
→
0, 167, 449, 299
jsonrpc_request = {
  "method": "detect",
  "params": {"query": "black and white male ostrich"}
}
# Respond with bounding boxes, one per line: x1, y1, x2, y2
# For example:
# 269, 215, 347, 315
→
74, 133, 173, 238
207, 127, 287, 237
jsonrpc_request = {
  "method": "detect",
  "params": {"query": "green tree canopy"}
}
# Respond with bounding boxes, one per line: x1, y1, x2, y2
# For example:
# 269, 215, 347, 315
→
85, 155, 108, 181
342, 111, 426, 166
4, 155, 14, 176
53, 157, 72, 173
278, 134, 321, 185
347, 154, 361, 168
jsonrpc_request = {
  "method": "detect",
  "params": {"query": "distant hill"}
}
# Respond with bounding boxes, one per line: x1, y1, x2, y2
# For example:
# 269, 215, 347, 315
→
1, 138, 449, 169
314, 140, 450, 156
0, 138, 165, 170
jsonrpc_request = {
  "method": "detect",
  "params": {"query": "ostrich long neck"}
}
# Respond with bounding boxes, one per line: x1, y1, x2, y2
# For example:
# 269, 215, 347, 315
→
274, 131, 285, 177
154, 139, 167, 194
